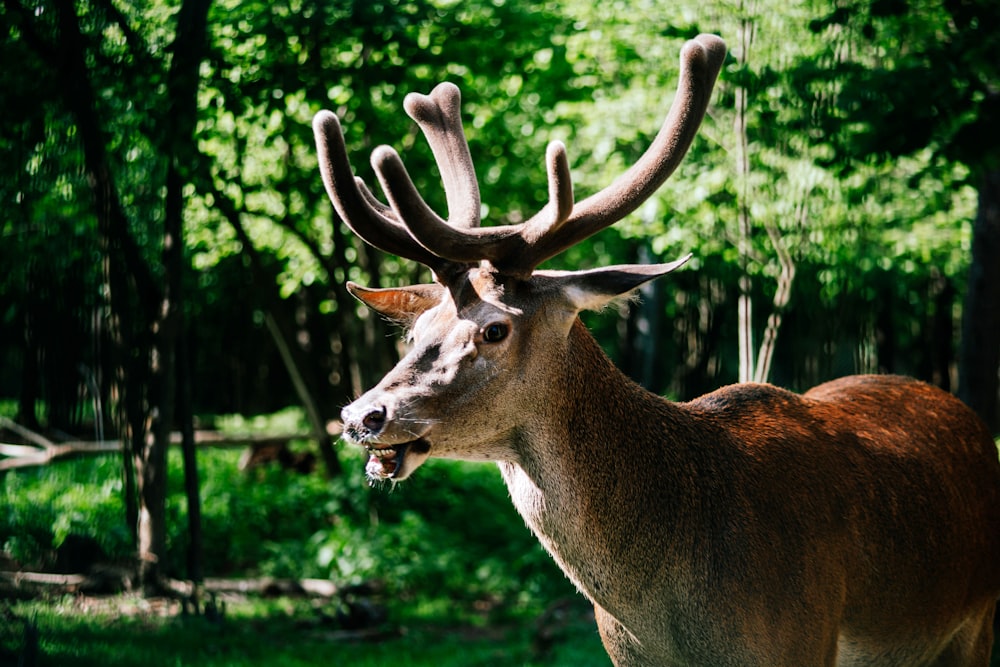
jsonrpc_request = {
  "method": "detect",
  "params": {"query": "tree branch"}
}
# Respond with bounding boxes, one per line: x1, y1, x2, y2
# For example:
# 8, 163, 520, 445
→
0, 417, 339, 472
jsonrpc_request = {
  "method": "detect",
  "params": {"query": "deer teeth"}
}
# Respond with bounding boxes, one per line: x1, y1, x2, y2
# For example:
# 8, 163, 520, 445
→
368, 447, 396, 459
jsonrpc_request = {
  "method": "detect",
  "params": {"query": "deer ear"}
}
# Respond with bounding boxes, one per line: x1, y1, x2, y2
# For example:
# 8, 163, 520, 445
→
346, 282, 445, 324
554, 255, 692, 312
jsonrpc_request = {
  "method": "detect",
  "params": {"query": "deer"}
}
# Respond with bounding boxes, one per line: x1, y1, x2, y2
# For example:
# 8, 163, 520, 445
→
312, 34, 1000, 666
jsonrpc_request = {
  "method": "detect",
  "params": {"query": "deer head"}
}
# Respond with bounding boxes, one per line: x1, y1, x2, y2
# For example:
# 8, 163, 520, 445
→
314, 34, 727, 482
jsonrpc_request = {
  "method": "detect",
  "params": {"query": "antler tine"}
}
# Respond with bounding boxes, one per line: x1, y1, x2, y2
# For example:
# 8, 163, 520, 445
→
528, 140, 575, 241
520, 33, 728, 269
402, 83, 482, 230
367, 82, 503, 271
312, 110, 445, 269
378, 134, 576, 277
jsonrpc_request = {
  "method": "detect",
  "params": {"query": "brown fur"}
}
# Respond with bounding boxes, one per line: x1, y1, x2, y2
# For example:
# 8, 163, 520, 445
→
511, 323, 1000, 665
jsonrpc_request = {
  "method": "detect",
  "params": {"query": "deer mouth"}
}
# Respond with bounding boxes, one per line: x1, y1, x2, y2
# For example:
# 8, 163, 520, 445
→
365, 438, 431, 481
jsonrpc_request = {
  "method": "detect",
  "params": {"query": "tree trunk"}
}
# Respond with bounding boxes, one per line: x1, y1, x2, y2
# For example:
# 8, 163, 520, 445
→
875, 284, 896, 375
45, 0, 158, 568
264, 312, 343, 477
178, 331, 204, 586
752, 212, 796, 384
958, 169, 1000, 434
138, 0, 212, 593
734, 1, 756, 383
44, 0, 212, 593
926, 272, 954, 391
18, 289, 40, 430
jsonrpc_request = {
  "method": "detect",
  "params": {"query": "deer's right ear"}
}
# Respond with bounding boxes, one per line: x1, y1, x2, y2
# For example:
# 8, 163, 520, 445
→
346, 282, 445, 324
551, 255, 693, 313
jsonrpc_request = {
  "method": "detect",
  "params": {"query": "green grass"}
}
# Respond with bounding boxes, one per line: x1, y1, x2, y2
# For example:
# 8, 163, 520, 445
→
0, 438, 573, 598
5, 596, 609, 667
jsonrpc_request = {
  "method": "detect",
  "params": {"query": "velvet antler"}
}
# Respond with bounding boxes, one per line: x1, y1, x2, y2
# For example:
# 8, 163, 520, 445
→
313, 34, 726, 280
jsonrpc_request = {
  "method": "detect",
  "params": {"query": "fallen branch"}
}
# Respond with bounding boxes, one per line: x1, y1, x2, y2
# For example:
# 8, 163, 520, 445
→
0, 417, 341, 471
0, 569, 342, 600
164, 576, 340, 598
0, 571, 107, 599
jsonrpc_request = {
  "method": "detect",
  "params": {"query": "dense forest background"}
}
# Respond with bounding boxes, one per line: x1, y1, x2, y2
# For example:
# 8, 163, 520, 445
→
2, 0, 999, 601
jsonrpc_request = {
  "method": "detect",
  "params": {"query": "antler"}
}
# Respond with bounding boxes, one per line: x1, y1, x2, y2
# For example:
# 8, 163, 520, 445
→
313, 34, 726, 280
312, 110, 446, 271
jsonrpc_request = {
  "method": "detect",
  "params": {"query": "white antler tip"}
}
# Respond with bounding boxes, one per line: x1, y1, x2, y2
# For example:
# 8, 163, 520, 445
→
680, 34, 727, 74
430, 82, 462, 111
312, 109, 340, 134
370, 144, 399, 170
403, 83, 461, 123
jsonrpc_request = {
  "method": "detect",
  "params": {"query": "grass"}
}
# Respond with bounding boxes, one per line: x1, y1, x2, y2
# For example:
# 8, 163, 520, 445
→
4, 595, 609, 667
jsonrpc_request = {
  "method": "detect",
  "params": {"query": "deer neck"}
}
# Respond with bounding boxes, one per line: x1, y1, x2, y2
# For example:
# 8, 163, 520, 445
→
499, 319, 700, 610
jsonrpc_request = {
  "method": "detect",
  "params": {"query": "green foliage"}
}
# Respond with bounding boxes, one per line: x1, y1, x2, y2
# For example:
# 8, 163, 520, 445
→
0, 457, 128, 567
311, 457, 572, 614
803, 0, 1000, 174
4, 0, 994, 416
166, 446, 341, 577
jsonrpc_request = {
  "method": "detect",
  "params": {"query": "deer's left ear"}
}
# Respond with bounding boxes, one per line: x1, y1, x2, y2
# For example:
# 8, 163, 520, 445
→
347, 282, 446, 324
546, 254, 692, 313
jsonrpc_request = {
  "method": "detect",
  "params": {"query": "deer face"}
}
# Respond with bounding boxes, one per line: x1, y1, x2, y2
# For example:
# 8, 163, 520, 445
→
340, 260, 690, 481
341, 267, 525, 481
315, 35, 725, 481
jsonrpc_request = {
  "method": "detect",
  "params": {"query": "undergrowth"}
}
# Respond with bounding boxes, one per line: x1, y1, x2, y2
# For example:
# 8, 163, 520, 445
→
1, 408, 575, 619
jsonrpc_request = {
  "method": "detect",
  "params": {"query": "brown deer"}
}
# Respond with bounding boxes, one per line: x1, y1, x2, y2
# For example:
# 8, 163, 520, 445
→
313, 34, 1000, 666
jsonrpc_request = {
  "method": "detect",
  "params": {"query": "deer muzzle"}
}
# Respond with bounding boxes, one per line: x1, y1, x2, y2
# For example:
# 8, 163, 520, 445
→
340, 401, 432, 481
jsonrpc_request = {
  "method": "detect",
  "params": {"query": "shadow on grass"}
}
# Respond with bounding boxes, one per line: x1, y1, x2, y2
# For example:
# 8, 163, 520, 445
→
8, 595, 609, 667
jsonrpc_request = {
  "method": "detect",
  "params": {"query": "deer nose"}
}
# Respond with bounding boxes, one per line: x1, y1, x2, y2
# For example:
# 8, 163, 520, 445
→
361, 406, 387, 433
342, 403, 387, 439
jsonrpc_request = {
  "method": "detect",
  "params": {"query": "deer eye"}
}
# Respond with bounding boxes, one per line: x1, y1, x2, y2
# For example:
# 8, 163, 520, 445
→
482, 322, 509, 343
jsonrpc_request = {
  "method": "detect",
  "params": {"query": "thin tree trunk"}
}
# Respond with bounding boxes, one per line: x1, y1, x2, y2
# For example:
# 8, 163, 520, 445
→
734, 1, 756, 383
18, 288, 40, 430
43, 0, 158, 564
958, 169, 1000, 434
178, 330, 204, 588
138, 0, 211, 594
752, 248, 794, 384
265, 312, 343, 477
930, 273, 954, 391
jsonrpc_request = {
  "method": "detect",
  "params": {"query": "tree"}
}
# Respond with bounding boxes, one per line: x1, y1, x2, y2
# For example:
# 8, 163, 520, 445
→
799, 0, 1000, 431
4, 0, 212, 592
